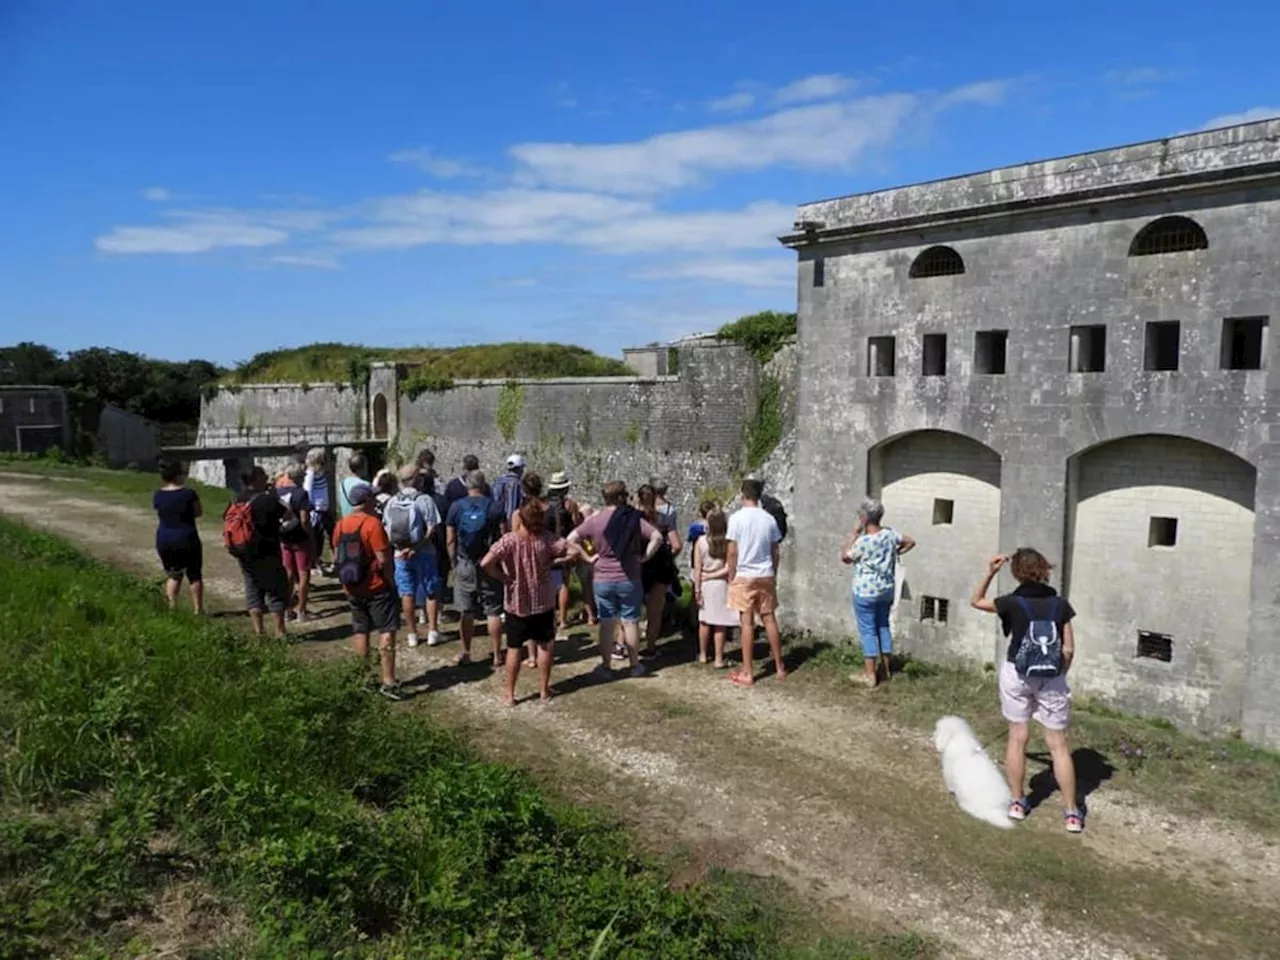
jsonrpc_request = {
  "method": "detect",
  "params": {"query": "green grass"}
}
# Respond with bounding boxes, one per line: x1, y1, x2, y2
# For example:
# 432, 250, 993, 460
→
716, 311, 797, 363
0, 456, 233, 515
798, 639, 1280, 834
222, 342, 632, 386
0, 518, 932, 960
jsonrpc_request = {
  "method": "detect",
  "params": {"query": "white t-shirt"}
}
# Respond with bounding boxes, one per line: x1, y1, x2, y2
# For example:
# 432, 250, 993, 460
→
726, 505, 781, 579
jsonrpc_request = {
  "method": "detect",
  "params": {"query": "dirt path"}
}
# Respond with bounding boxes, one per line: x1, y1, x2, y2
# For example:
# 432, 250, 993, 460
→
5, 477, 1278, 960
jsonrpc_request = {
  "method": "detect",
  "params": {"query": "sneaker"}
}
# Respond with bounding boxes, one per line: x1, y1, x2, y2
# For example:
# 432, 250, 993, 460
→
427, 630, 443, 647
639, 647, 658, 661
630, 664, 648, 679
592, 663, 614, 682
555, 629, 569, 643
416, 609, 426, 626
1008, 798, 1030, 822
1064, 809, 1085, 834
611, 643, 628, 661
297, 611, 315, 623
406, 633, 420, 648
379, 683, 409, 702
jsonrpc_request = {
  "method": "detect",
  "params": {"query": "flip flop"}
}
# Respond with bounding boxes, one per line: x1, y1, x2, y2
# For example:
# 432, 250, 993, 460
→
729, 671, 754, 688
454, 652, 471, 666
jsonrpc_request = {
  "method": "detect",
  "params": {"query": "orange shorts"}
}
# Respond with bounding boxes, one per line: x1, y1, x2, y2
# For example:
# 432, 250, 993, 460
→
728, 576, 778, 615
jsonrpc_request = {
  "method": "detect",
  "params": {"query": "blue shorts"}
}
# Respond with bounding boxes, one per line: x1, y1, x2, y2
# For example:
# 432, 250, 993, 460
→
394, 550, 441, 604
594, 579, 642, 623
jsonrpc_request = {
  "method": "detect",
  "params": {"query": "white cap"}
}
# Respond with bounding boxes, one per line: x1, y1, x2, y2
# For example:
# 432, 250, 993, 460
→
506, 453, 526, 469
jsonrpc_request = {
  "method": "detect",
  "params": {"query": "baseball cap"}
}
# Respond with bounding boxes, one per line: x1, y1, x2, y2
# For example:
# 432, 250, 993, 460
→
506, 453, 526, 469
348, 483, 374, 506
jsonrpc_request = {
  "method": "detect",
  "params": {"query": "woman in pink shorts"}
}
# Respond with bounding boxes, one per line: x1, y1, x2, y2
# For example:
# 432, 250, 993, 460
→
970, 548, 1084, 834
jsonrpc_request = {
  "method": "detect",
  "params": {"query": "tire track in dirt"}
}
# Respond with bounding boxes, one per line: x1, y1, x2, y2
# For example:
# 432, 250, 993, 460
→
3, 479, 1276, 959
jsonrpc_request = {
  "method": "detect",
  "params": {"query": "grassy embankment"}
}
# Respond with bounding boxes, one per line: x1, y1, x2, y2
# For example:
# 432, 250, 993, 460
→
0, 513, 931, 959
223, 342, 633, 386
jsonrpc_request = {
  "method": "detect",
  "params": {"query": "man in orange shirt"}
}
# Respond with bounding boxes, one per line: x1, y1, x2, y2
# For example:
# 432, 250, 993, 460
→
332, 483, 407, 700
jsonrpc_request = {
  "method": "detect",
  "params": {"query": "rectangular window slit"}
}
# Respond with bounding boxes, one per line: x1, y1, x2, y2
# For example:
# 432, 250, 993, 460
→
922, 333, 947, 376
1137, 631, 1173, 663
867, 336, 896, 377
1221, 316, 1268, 370
932, 498, 954, 525
1069, 324, 1107, 373
1144, 321, 1181, 372
920, 595, 948, 623
974, 330, 1007, 375
1148, 516, 1178, 547
813, 256, 825, 288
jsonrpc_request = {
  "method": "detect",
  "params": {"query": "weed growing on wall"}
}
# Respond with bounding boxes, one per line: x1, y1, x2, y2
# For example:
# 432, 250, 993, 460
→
346, 353, 373, 390
402, 372, 455, 401
624, 422, 641, 446
746, 373, 783, 469
495, 381, 524, 443
716, 310, 797, 363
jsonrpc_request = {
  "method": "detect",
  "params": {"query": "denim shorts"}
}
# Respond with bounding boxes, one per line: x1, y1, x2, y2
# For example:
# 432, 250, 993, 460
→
393, 550, 440, 604
594, 578, 642, 623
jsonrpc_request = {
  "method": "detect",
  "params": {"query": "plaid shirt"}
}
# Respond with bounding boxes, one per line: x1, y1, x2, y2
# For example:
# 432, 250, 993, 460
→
487, 531, 569, 617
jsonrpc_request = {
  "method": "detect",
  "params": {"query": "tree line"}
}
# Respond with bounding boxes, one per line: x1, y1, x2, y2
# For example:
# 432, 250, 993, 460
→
0, 342, 224, 426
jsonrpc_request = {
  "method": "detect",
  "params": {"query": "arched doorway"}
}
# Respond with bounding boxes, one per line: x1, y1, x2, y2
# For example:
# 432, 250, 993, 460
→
868, 430, 1002, 663
372, 393, 388, 440
1065, 435, 1255, 728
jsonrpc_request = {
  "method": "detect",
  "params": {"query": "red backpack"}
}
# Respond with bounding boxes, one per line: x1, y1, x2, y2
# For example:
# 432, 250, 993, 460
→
223, 496, 259, 558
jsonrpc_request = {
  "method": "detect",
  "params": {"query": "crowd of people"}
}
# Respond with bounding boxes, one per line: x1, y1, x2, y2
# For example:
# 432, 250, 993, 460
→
152, 446, 1084, 830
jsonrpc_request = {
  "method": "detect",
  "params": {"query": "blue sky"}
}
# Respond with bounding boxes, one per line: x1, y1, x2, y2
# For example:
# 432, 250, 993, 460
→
2, 0, 1277, 366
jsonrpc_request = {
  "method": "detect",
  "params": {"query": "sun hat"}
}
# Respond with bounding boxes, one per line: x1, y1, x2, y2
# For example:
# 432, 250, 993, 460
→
548, 471, 571, 491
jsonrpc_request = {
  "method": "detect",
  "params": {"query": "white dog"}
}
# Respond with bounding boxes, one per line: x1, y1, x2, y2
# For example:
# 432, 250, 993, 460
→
933, 715, 1015, 829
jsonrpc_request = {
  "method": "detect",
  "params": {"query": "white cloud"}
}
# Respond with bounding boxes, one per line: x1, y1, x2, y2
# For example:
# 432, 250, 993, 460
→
269, 253, 341, 270
494, 276, 539, 288
773, 73, 854, 105
1201, 106, 1280, 130
96, 212, 289, 254
937, 79, 1011, 108
707, 90, 756, 113
511, 93, 917, 194
328, 188, 788, 255
389, 147, 481, 179
635, 258, 793, 288
141, 186, 171, 202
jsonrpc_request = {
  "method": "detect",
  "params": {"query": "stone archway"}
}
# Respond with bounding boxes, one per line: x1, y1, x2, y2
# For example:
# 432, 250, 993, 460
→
1065, 434, 1256, 729
867, 430, 1002, 663
372, 393, 388, 440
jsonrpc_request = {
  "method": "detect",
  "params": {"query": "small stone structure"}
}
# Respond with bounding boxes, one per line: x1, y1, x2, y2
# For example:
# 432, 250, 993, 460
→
0, 385, 70, 455
98, 405, 160, 468
780, 118, 1280, 745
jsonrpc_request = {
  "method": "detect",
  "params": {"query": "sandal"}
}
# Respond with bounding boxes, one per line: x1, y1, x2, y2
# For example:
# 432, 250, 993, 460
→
1008, 798, 1030, 822
1064, 809, 1084, 834
454, 652, 472, 666
728, 670, 754, 688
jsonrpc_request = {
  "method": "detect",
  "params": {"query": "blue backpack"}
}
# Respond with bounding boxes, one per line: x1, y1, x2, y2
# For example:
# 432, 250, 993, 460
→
456, 496, 496, 560
1013, 597, 1063, 679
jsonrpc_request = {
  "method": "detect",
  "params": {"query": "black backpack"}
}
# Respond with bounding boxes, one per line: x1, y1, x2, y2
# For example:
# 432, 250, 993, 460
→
761, 493, 788, 541
334, 518, 370, 587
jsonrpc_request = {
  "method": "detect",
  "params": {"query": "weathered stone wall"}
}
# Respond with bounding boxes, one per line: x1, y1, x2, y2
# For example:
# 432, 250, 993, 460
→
192, 340, 797, 530
98, 405, 159, 469
396, 340, 774, 522
786, 119, 1280, 743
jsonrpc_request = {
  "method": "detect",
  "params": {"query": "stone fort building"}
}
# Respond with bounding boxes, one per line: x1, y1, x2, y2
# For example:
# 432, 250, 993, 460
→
781, 118, 1280, 746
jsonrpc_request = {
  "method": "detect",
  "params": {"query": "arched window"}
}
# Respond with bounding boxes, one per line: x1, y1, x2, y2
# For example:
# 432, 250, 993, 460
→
372, 393, 388, 439
1128, 216, 1208, 256
909, 245, 965, 279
